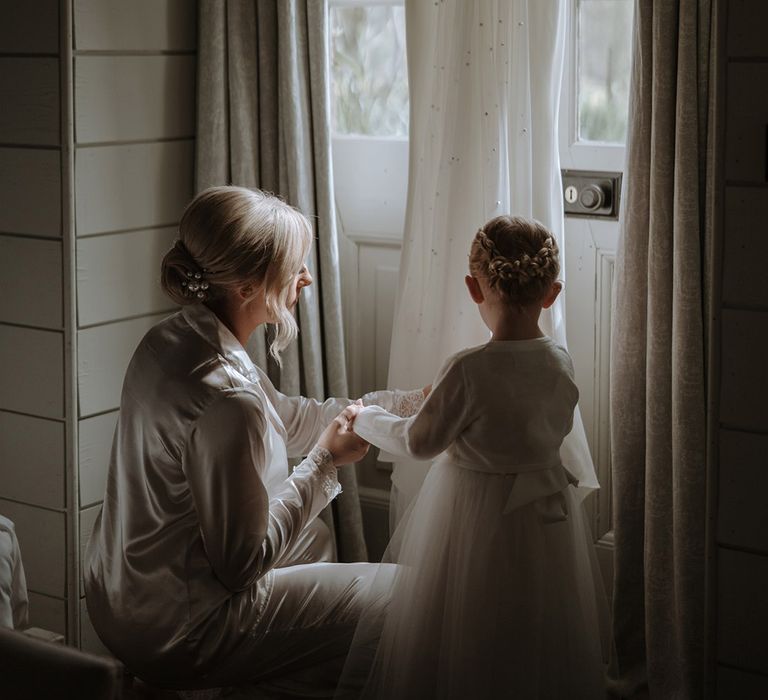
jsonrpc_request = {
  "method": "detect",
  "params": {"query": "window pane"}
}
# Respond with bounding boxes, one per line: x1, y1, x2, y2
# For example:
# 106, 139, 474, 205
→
330, 5, 408, 137
577, 0, 634, 144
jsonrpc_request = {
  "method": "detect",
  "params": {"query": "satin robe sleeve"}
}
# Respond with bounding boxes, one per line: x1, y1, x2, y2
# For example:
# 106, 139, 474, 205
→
352, 356, 469, 461
184, 390, 340, 593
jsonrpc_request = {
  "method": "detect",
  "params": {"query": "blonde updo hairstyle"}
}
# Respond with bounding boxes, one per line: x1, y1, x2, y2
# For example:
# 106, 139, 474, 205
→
161, 186, 312, 362
469, 215, 560, 306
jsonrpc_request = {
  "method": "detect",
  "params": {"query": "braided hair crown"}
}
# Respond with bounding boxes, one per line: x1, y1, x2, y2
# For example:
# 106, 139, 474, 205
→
469, 215, 560, 305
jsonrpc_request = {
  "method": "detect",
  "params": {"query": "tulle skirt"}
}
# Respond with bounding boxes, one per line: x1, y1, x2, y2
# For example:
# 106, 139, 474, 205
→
337, 458, 611, 699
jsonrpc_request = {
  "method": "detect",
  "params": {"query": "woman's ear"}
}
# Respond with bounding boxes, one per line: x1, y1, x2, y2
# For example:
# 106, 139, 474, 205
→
465, 275, 485, 304
541, 281, 563, 309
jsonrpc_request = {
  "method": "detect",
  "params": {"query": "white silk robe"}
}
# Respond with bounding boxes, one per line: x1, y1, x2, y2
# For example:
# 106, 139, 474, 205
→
84, 304, 420, 693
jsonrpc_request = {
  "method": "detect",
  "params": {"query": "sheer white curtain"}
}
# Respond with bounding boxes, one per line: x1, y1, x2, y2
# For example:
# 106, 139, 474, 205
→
387, 0, 596, 525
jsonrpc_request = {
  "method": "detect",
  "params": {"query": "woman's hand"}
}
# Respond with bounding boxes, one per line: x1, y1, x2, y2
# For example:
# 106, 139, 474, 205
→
317, 403, 369, 466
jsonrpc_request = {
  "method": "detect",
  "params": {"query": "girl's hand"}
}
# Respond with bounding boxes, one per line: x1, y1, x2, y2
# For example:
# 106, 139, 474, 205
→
422, 384, 432, 399
342, 400, 364, 428
317, 404, 369, 466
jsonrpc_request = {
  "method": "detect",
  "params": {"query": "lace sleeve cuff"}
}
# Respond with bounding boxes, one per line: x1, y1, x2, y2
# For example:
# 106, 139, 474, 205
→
298, 445, 342, 501
391, 389, 425, 417
361, 389, 425, 417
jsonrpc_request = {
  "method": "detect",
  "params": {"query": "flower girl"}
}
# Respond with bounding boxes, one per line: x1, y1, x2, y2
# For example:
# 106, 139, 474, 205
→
338, 216, 609, 699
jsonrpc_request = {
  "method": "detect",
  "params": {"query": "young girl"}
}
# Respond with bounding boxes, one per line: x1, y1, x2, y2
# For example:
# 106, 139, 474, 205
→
338, 216, 609, 699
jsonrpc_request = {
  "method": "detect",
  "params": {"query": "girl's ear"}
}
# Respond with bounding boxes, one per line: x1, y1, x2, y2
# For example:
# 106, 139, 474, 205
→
541, 281, 563, 309
465, 275, 485, 304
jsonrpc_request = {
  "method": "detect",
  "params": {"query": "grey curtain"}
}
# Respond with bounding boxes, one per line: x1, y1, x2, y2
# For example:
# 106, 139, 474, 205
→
610, 1, 718, 697
196, 0, 367, 562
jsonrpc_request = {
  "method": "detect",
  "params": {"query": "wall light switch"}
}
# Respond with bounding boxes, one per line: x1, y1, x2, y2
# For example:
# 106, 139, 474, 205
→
561, 170, 622, 220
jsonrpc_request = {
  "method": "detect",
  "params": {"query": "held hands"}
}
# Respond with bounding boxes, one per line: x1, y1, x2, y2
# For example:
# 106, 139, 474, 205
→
317, 401, 369, 466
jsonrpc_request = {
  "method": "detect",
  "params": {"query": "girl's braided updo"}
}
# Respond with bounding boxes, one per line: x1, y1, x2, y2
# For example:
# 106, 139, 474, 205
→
469, 215, 560, 306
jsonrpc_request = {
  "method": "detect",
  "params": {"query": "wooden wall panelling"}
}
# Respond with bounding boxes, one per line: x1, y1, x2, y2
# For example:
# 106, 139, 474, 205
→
79, 505, 100, 592
723, 187, 768, 308
27, 592, 67, 637
78, 411, 118, 508
332, 138, 409, 237
0, 325, 63, 419
718, 547, 768, 674
353, 240, 401, 494
717, 665, 768, 699
725, 63, 768, 183
727, 0, 768, 59
0, 148, 61, 237
77, 313, 168, 418
75, 141, 194, 236
719, 310, 768, 433
357, 243, 402, 394
74, 0, 196, 52
0, 235, 62, 328
75, 56, 195, 144
718, 430, 768, 553
0, 412, 64, 510
0, 0, 59, 55
80, 599, 110, 656
77, 227, 177, 327
373, 265, 399, 387
0, 498, 65, 597
0, 58, 59, 146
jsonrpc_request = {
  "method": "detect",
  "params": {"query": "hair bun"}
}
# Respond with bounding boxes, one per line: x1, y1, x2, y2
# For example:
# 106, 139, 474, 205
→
161, 239, 214, 305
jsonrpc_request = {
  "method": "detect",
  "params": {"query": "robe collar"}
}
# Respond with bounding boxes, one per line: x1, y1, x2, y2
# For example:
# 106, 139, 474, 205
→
181, 304, 260, 382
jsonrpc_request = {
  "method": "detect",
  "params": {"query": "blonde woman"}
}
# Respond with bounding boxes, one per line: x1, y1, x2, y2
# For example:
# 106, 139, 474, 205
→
84, 187, 423, 695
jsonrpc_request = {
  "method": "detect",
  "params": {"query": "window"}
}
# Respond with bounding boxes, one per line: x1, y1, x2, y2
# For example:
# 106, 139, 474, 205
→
330, 3, 408, 137
577, 0, 634, 144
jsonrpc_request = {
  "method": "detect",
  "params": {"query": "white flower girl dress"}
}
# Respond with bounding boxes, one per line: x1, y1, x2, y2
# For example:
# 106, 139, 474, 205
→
337, 338, 611, 699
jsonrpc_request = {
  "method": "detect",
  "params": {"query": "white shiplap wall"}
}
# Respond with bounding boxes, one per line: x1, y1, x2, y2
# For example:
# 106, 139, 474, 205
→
0, 0, 196, 650
0, 0, 67, 638
72, 0, 195, 653
715, 0, 768, 695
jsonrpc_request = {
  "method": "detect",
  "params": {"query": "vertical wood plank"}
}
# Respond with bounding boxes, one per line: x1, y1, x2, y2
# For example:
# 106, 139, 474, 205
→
0, 235, 62, 328
75, 141, 194, 236
726, 64, 768, 183
0, 58, 60, 146
79, 411, 118, 508
0, 412, 64, 509
717, 665, 768, 699
74, 0, 196, 51
75, 56, 195, 144
727, 0, 768, 58
720, 310, 768, 432
27, 592, 67, 636
0, 325, 63, 419
718, 547, 768, 674
77, 227, 177, 327
718, 430, 768, 553
0, 148, 61, 237
723, 187, 768, 308
77, 313, 167, 417
0, 499, 66, 597
0, 0, 59, 55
